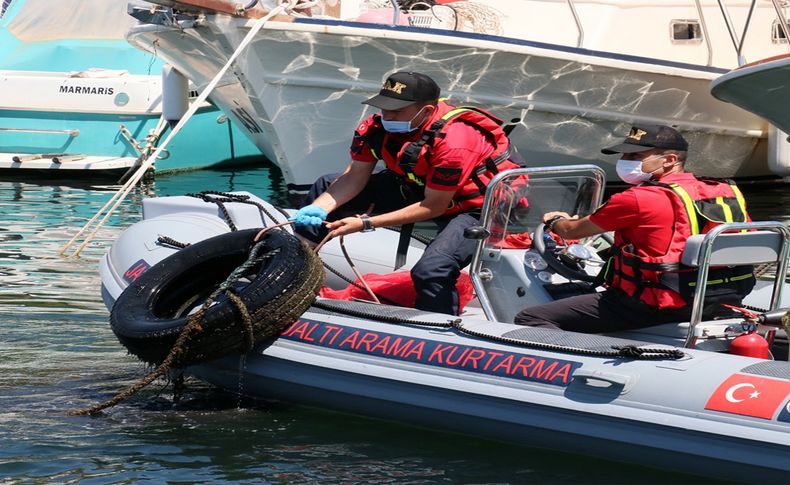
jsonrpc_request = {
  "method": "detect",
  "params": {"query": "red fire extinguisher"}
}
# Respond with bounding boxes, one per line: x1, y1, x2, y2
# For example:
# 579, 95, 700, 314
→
723, 305, 771, 359
730, 331, 770, 359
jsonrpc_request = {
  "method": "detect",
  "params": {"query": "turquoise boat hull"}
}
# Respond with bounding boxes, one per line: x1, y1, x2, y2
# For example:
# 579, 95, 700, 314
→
0, 0, 261, 177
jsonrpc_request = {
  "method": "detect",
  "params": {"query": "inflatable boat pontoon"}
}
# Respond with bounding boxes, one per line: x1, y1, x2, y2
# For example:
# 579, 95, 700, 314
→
99, 166, 790, 481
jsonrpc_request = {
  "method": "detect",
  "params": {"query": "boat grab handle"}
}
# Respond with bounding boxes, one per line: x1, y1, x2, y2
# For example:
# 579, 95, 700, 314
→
0, 127, 79, 137
572, 368, 634, 390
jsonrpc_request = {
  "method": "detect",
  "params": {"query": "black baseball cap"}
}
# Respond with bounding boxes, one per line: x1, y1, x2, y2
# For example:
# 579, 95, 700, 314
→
601, 125, 689, 154
362, 71, 441, 110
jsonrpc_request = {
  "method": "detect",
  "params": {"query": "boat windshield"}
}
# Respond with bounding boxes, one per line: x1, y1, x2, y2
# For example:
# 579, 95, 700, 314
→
479, 166, 605, 249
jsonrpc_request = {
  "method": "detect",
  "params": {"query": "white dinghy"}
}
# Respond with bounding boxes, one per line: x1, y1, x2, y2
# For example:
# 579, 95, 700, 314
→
99, 166, 790, 481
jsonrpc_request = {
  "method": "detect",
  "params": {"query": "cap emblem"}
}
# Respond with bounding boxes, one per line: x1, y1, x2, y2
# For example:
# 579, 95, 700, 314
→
383, 80, 407, 94
628, 128, 647, 141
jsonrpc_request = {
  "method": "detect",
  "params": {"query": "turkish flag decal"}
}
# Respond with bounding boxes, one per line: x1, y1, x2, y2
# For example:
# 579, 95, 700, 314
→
705, 373, 790, 419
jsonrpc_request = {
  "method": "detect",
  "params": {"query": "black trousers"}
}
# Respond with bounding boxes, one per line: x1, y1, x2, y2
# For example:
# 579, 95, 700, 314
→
296, 170, 479, 316
513, 289, 693, 333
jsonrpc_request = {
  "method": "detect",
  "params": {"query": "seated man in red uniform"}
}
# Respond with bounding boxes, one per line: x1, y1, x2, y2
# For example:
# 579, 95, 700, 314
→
514, 125, 755, 332
292, 71, 524, 315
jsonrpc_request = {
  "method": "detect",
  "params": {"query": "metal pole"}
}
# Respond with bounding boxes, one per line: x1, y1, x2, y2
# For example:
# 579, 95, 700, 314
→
716, 0, 742, 61
388, 0, 401, 26
735, 0, 758, 65
694, 0, 713, 66
566, 0, 584, 48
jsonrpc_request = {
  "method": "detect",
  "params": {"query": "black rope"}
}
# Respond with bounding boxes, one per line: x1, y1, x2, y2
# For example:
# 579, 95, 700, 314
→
157, 235, 190, 249
186, 191, 238, 231
452, 320, 685, 360
610, 344, 686, 360
312, 300, 686, 360
186, 191, 290, 232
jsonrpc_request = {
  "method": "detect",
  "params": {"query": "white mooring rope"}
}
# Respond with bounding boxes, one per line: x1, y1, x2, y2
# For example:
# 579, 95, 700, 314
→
59, 0, 305, 258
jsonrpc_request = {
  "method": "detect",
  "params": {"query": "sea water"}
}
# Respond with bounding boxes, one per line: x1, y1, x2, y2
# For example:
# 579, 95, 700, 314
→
3, 165, 782, 484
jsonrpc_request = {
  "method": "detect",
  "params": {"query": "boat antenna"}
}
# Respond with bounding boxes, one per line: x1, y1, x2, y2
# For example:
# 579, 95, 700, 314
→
58, 0, 301, 258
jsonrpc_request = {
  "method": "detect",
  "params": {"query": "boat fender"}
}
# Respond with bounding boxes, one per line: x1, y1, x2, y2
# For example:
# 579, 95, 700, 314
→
730, 332, 770, 359
110, 228, 324, 366
162, 64, 189, 127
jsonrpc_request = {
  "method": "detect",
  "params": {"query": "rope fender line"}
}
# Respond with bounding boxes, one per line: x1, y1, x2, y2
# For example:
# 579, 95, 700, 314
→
170, 191, 431, 307
453, 319, 686, 360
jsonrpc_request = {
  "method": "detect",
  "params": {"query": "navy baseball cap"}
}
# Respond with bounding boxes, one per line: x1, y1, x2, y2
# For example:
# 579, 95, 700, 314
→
362, 71, 441, 110
601, 125, 689, 154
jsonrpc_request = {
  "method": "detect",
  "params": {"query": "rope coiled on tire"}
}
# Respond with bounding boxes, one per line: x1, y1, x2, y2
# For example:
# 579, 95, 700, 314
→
71, 231, 323, 416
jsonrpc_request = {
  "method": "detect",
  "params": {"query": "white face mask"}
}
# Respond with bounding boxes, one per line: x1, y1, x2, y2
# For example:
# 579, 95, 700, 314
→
616, 159, 651, 185
616, 156, 667, 185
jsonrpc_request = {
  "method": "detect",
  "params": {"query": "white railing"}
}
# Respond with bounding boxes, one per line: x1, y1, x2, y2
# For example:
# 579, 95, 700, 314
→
379, 0, 790, 67
0, 127, 79, 137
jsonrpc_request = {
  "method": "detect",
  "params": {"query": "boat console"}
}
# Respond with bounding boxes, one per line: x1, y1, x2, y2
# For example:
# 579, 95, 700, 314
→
468, 165, 608, 323
466, 166, 790, 357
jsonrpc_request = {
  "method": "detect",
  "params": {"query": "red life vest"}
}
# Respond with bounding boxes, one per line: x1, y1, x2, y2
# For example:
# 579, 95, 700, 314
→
354, 101, 524, 215
604, 177, 754, 310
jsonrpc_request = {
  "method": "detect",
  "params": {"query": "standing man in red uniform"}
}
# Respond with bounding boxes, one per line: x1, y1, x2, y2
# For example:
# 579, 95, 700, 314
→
292, 71, 524, 315
514, 125, 754, 332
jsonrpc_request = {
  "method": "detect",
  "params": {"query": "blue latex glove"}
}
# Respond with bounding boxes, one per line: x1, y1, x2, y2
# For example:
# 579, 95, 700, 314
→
292, 204, 328, 227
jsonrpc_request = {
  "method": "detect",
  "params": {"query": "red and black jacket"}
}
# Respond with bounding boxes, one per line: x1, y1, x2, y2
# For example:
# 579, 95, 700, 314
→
604, 176, 754, 310
352, 101, 525, 214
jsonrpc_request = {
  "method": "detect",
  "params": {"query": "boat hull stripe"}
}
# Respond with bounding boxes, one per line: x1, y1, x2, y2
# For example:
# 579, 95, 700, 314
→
281, 318, 582, 386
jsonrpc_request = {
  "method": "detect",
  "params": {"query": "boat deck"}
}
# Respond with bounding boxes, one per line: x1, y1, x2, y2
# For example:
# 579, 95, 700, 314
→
0, 152, 137, 177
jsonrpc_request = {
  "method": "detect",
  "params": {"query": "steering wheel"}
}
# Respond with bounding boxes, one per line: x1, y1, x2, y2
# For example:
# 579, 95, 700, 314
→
531, 222, 612, 283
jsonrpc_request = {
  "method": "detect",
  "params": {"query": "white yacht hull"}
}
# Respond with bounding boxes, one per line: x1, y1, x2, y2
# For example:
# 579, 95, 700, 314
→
127, 2, 782, 191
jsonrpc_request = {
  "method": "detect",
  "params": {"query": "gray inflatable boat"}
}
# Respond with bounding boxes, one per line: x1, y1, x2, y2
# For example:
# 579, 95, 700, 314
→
100, 166, 790, 481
